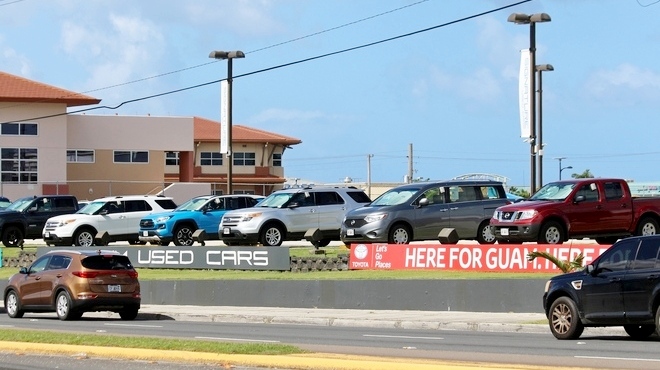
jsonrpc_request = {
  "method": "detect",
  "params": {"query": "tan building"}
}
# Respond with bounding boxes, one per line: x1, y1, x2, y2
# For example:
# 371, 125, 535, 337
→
0, 71, 301, 202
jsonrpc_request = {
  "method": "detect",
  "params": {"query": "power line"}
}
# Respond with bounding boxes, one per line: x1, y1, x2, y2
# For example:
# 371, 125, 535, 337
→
2, 0, 532, 124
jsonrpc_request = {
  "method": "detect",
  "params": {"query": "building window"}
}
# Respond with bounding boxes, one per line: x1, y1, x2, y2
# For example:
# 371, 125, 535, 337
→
200, 152, 223, 166
166, 151, 179, 165
234, 152, 256, 166
114, 150, 149, 163
273, 153, 282, 167
233, 190, 255, 195
1, 148, 38, 183
1, 122, 38, 136
67, 150, 95, 163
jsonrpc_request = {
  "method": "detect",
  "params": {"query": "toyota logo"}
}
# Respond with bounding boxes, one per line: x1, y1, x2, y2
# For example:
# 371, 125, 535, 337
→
350, 220, 355, 226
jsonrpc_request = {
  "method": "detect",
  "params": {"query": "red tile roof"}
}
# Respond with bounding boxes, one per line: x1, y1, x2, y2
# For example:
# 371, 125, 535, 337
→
193, 116, 302, 146
0, 71, 100, 107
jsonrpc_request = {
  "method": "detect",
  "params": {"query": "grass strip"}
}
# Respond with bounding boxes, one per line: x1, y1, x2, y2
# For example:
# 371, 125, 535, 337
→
0, 328, 304, 355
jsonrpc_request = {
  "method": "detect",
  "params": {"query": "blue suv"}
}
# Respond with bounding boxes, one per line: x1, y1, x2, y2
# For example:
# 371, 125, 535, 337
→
138, 195, 263, 246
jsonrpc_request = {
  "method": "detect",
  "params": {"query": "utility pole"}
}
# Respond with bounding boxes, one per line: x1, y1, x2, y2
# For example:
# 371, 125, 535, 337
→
407, 143, 413, 184
367, 154, 373, 198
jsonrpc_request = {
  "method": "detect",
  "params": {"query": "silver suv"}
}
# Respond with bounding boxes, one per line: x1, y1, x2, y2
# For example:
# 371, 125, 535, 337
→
219, 186, 371, 247
340, 180, 509, 245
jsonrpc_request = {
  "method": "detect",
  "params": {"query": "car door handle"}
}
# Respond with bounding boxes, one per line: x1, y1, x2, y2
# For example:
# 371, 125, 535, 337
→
450, 207, 458, 210
35, 276, 41, 280
439, 208, 449, 212
610, 277, 621, 282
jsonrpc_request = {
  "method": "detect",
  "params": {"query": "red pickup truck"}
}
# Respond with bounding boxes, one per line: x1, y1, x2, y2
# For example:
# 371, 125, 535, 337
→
490, 178, 660, 244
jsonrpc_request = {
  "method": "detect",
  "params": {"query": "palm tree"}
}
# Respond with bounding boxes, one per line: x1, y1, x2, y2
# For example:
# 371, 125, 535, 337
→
571, 169, 594, 179
527, 251, 585, 273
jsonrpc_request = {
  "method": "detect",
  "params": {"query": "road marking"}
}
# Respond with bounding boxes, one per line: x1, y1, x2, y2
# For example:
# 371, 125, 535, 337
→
576, 356, 660, 363
363, 334, 444, 340
195, 336, 280, 343
104, 323, 163, 328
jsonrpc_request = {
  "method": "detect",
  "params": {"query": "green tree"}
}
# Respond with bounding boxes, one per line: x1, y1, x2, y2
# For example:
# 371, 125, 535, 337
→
527, 251, 584, 273
508, 186, 530, 199
571, 169, 594, 179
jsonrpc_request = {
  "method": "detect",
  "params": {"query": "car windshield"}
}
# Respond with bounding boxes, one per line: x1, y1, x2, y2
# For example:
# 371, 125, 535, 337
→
174, 197, 212, 211
77, 201, 107, 215
5, 197, 35, 212
530, 182, 576, 201
257, 193, 297, 208
371, 188, 421, 206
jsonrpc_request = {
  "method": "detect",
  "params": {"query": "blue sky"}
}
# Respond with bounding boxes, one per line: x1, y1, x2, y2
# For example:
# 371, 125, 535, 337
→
1, 0, 659, 188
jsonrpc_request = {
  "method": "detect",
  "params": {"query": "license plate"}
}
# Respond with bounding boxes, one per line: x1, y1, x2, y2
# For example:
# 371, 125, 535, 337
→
44, 232, 50, 238
500, 228, 509, 236
108, 285, 121, 293
223, 227, 231, 235
347, 229, 355, 236
142, 231, 148, 236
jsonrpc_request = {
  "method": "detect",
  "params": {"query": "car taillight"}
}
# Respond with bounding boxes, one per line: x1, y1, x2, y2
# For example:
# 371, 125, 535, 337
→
72, 271, 99, 278
128, 271, 138, 278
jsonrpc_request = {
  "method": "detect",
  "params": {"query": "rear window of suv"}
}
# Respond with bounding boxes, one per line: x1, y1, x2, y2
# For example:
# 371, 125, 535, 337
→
155, 199, 177, 209
346, 191, 371, 203
81, 255, 134, 270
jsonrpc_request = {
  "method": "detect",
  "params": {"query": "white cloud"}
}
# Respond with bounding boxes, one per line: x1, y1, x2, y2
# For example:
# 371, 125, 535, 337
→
183, 0, 285, 37
1, 38, 32, 77
586, 63, 660, 102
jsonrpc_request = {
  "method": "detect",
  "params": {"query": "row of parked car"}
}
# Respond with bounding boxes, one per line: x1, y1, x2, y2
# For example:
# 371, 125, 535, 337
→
0, 179, 513, 248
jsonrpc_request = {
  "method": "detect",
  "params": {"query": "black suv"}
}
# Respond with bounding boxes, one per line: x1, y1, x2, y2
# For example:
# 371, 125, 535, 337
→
543, 235, 660, 339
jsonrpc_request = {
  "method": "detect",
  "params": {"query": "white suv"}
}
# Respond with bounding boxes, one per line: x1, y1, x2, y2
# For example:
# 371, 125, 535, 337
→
219, 186, 371, 247
43, 195, 177, 247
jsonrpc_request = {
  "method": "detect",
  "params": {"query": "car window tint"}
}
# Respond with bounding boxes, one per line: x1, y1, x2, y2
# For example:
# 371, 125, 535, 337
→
47, 255, 71, 270
82, 255, 133, 270
290, 192, 315, 207
480, 186, 505, 200
155, 199, 178, 209
316, 192, 342, 205
575, 183, 599, 202
421, 187, 445, 204
633, 238, 660, 270
346, 191, 371, 203
597, 239, 639, 272
449, 186, 478, 202
604, 182, 624, 201
124, 200, 150, 212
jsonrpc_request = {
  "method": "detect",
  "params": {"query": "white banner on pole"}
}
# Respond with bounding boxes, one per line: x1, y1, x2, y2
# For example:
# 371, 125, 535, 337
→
518, 49, 532, 139
220, 80, 229, 154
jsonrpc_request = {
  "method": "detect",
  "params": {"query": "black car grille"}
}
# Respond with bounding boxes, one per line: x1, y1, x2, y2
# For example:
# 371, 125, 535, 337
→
140, 220, 155, 228
344, 219, 367, 228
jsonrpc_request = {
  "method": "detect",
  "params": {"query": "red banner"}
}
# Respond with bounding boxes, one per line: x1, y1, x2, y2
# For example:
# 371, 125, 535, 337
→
348, 243, 611, 272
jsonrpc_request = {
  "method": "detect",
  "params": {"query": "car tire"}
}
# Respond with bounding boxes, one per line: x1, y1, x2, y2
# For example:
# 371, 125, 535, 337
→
623, 324, 656, 339
74, 228, 96, 247
312, 239, 331, 248
56, 291, 79, 321
595, 237, 619, 245
260, 223, 284, 246
476, 221, 496, 244
538, 221, 564, 244
548, 296, 584, 339
388, 224, 411, 244
2, 225, 23, 248
173, 225, 194, 246
5, 290, 24, 318
636, 217, 659, 236
119, 306, 139, 320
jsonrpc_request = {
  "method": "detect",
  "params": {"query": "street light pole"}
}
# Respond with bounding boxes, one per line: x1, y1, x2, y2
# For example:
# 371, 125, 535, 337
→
508, 13, 551, 194
555, 157, 567, 180
209, 50, 245, 195
536, 64, 554, 189
560, 166, 573, 180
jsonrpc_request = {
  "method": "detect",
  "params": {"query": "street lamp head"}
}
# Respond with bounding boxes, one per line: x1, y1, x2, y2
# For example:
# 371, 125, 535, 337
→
567, 166, 573, 170
209, 50, 245, 60
507, 12, 551, 24
536, 64, 554, 72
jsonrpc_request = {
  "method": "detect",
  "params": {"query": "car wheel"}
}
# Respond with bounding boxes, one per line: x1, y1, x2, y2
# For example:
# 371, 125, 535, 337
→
2, 225, 24, 248
312, 239, 331, 248
259, 224, 284, 246
5, 290, 24, 318
173, 225, 194, 246
477, 221, 496, 244
74, 228, 96, 247
538, 221, 564, 244
119, 306, 139, 320
388, 224, 411, 244
159, 240, 171, 246
623, 324, 655, 339
548, 296, 584, 339
636, 217, 659, 236
56, 291, 79, 321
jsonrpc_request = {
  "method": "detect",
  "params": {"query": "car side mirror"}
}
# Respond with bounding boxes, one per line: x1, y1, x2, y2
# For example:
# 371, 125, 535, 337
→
574, 195, 586, 204
586, 264, 595, 275
288, 202, 300, 209
19, 267, 28, 274
418, 198, 429, 208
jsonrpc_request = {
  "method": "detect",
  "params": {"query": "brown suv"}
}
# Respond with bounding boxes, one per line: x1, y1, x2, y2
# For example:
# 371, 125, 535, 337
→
4, 250, 140, 321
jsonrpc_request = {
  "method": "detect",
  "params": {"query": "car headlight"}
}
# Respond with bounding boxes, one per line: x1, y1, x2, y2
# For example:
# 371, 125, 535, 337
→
55, 219, 77, 227
154, 216, 172, 223
240, 212, 262, 222
364, 213, 387, 223
492, 210, 499, 219
544, 280, 552, 293
516, 210, 537, 220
